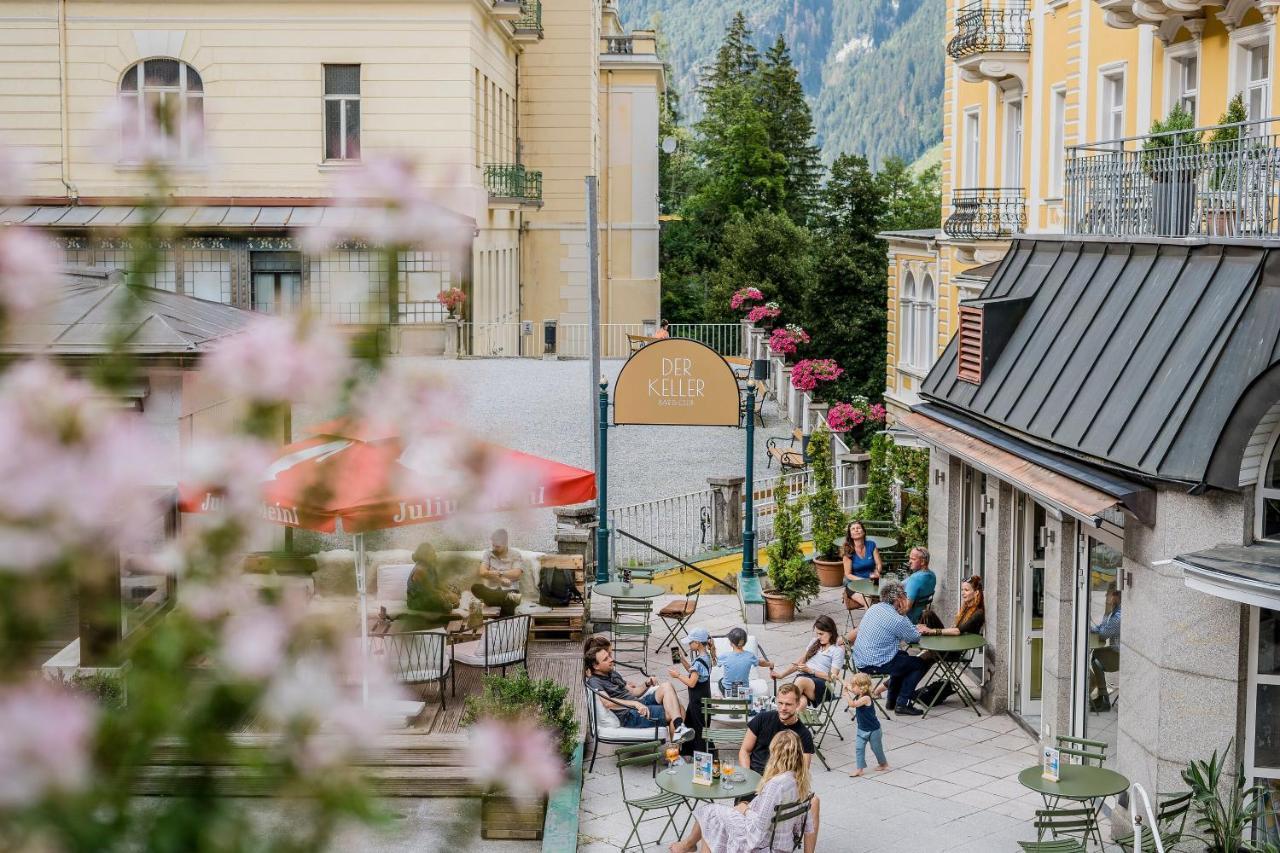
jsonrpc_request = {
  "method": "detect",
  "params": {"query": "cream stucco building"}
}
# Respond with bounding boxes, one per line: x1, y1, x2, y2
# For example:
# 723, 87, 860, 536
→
0, 0, 663, 355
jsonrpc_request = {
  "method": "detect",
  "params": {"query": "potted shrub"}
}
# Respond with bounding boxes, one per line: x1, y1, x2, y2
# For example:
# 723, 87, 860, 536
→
826, 397, 887, 452
438, 286, 466, 320
461, 668, 579, 841
1142, 104, 1203, 237
763, 484, 819, 620
1181, 739, 1275, 853
1205, 94, 1249, 237
806, 424, 846, 587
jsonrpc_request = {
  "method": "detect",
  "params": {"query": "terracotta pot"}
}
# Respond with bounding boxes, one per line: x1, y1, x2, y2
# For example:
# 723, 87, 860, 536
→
763, 592, 796, 622
481, 791, 547, 840
814, 557, 844, 588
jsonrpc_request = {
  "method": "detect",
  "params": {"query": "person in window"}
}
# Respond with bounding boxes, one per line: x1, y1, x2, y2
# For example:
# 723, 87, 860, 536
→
902, 547, 937, 624
914, 575, 986, 707
1088, 585, 1121, 711
842, 520, 883, 612
470, 529, 524, 616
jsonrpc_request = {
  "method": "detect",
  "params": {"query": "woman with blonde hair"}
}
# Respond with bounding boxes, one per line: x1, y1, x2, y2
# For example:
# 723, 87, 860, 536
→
669, 730, 820, 853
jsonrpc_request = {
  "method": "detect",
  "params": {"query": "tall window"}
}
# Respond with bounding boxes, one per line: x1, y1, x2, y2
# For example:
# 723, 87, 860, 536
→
1247, 607, 1280, 847
964, 109, 981, 187
1100, 68, 1126, 143
1170, 52, 1199, 118
1049, 86, 1067, 197
118, 58, 204, 161
1257, 433, 1280, 541
1245, 41, 1272, 128
917, 276, 937, 369
900, 271, 917, 370
1004, 97, 1024, 188
324, 64, 361, 161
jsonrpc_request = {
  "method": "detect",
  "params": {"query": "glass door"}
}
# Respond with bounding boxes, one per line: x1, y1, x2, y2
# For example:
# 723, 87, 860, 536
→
1076, 534, 1123, 755
961, 466, 988, 675
251, 271, 301, 315
1012, 495, 1046, 723
1248, 607, 1280, 845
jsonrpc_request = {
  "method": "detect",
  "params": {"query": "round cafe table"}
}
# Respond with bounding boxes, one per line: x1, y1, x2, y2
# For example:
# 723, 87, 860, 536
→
1018, 763, 1129, 847
593, 581, 665, 599
916, 633, 986, 718
656, 762, 762, 802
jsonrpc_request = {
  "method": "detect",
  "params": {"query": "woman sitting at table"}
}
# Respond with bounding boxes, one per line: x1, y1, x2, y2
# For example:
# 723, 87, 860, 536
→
669, 730, 819, 853
770, 615, 843, 709
841, 521, 883, 612
914, 574, 985, 707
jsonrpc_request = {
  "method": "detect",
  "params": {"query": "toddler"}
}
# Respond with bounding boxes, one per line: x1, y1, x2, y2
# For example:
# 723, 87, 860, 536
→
844, 672, 889, 777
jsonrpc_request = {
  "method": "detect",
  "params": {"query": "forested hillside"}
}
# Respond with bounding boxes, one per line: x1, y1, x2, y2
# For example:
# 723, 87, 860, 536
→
621, 0, 945, 167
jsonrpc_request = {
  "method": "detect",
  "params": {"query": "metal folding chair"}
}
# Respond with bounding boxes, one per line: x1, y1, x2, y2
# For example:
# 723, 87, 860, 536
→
799, 693, 844, 771
1113, 790, 1191, 852
701, 696, 751, 761
1018, 806, 1097, 852
766, 794, 814, 852
612, 598, 652, 673
380, 629, 453, 710
656, 580, 701, 650
615, 741, 689, 851
1055, 735, 1108, 767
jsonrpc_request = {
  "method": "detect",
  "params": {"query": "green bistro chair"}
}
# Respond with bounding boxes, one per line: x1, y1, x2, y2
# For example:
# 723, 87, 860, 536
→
614, 741, 689, 852
612, 598, 653, 672
799, 693, 843, 771
701, 696, 751, 761
1018, 806, 1098, 853
767, 794, 815, 852
1113, 791, 1192, 853
1055, 735, 1108, 767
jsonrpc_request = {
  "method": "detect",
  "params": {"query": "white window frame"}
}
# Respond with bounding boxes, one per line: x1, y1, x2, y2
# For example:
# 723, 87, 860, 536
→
899, 270, 918, 372
1049, 85, 1067, 198
1098, 64, 1127, 145
1256, 428, 1280, 543
1245, 607, 1280, 785
1230, 24, 1273, 134
1004, 95, 1024, 189
1164, 40, 1201, 122
917, 275, 937, 369
964, 108, 982, 189
323, 64, 361, 162
118, 58, 204, 163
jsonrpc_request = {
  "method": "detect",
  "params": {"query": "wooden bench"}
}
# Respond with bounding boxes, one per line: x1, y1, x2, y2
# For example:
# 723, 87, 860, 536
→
739, 379, 768, 427
531, 554, 585, 640
626, 333, 661, 353
766, 428, 806, 471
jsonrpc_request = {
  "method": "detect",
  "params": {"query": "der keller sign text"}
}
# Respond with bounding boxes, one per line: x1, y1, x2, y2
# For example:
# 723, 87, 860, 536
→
613, 338, 741, 427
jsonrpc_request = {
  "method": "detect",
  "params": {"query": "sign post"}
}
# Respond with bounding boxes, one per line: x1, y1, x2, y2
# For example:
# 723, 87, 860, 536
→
595, 379, 610, 584
742, 379, 757, 578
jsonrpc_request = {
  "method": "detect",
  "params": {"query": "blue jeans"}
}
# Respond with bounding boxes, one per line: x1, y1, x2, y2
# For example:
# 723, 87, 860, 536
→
859, 650, 928, 706
855, 727, 886, 770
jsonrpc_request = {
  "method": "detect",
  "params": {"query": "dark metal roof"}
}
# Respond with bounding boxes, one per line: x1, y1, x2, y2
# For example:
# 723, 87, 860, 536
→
1177, 542, 1280, 608
954, 260, 1001, 281
0, 202, 476, 230
921, 237, 1280, 488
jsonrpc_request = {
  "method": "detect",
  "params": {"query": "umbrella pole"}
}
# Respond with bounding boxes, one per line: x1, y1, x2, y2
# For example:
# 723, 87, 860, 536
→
355, 531, 369, 706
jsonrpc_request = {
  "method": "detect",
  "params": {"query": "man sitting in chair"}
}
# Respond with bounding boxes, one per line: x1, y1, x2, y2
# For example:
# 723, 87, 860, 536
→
584, 636, 689, 744
470, 529, 524, 616
902, 547, 937, 624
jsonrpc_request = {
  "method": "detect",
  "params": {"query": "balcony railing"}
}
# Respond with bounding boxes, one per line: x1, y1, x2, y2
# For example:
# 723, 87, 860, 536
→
947, 1, 1031, 60
605, 36, 634, 54
513, 0, 542, 36
1065, 116, 1280, 238
484, 163, 543, 204
944, 188, 1026, 240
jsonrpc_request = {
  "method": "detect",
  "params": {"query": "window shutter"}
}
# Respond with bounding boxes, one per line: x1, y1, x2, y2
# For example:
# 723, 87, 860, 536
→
957, 305, 984, 384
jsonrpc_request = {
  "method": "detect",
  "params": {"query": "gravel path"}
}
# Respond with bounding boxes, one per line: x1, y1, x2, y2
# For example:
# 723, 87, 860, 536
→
295, 357, 793, 554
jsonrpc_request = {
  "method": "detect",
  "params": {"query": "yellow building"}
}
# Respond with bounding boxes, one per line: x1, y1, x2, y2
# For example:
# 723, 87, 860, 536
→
885, 0, 1280, 418
0, 0, 663, 353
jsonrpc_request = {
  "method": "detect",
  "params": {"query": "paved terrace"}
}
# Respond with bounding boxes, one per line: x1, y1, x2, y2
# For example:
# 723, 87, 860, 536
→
577, 585, 1099, 853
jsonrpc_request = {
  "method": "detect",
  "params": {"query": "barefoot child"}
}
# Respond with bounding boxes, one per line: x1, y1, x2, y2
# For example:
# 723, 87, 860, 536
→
844, 672, 889, 777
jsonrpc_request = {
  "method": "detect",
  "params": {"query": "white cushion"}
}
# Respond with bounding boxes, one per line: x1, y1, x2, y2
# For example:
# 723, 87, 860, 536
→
592, 692, 622, 729
398, 663, 450, 683
453, 639, 525, 668
596, 724, 663, 741
377, 563, 415, 604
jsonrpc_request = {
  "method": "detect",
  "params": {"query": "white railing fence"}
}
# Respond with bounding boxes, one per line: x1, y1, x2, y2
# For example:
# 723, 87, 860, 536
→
607, 488, 715, 569
456, 322, 742, 359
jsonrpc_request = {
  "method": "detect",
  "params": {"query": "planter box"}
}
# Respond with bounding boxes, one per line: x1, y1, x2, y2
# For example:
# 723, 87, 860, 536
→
1151, 175, 1197, 237
481, 792, 548, 840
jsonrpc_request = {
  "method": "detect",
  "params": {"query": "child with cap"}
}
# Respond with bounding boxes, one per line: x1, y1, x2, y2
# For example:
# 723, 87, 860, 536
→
668, 627, 715, 754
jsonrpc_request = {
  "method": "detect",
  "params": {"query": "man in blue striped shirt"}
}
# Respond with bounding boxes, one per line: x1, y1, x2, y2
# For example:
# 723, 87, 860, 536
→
851, 582, 928, 716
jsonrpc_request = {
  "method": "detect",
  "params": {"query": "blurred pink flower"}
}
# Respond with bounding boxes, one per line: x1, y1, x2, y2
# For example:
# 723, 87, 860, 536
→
0, 680, 95, 807
353, 360, 462, 442
0, 227, 61, 322
470, 716, 564, 799
204, 316, 349, 406
218, 604, 292, 680
96, 98, 206, 168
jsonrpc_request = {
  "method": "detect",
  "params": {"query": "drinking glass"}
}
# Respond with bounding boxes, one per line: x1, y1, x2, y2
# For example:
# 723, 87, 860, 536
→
721, 762, 735, 790
665, 745, 680, 775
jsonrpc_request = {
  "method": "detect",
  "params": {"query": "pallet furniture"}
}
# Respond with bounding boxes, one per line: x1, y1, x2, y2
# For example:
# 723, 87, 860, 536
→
530, 554, 585, 641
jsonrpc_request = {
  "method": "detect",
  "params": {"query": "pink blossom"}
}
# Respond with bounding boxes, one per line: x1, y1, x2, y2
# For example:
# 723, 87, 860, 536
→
0, 227, 61, 322
789, 358, 843, 392
96, 98, 206, 167
218, 604, 292, 680
768, 325, 809, 356
730, 287, 764, 310
745, 303, 781, 324
203, 316, 349, 406
353, 360, 462, 442
183, 435, 276, 519
826, 399, 886, 434
0, 680, 95, 807
0, 141, 34, 203
470, 716, 565, 799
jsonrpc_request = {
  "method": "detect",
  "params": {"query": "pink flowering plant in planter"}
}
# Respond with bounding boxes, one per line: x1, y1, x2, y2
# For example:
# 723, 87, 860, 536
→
790, 358, 843, 392
730, 287, 764, 310
437, 286, 466, 317
746, 301, 782, 325
826, 397, 888, 447
768, 324, 810, 357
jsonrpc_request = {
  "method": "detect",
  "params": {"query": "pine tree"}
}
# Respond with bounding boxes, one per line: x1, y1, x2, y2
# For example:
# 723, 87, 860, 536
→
759, 36, 823, 224
700, 11, 759, 95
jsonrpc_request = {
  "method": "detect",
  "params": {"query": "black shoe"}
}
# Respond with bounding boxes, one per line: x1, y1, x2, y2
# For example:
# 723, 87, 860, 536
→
894, 704, 923, 716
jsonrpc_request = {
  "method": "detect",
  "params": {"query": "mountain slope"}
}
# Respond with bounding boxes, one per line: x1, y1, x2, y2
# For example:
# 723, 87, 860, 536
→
621, 0, 944, 167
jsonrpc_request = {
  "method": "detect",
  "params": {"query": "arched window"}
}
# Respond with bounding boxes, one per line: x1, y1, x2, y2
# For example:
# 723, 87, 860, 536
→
900, 271, 917, 370
119, 58, 204, 160
1257, 429, 1280, 541
918, 275, 937, 370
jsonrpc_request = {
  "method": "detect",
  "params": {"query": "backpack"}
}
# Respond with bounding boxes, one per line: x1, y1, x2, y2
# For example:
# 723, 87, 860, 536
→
538, 565, 582, 607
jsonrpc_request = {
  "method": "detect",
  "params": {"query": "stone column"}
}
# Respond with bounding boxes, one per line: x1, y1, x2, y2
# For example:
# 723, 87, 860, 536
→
740, 320, 752, 359
443, 318, 459, 358
707, 476, 745, 550
981, 479, 1014, 713
1039, 513, 1077, 742
778, 364, 793, 418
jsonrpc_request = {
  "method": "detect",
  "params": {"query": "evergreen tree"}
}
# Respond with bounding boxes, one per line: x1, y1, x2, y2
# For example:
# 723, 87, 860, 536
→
700, 11, 759, 94
877, 158, 942, 231
759, 36, 822, 224
706, 210, 816, 322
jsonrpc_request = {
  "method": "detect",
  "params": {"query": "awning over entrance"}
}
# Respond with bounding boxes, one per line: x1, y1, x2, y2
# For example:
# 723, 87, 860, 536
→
1177, 542, 1280, 610
900, 408, 1151, 528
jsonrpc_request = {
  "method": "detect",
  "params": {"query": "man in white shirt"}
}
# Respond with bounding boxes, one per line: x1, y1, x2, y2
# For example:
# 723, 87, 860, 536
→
470, 528, 524, 616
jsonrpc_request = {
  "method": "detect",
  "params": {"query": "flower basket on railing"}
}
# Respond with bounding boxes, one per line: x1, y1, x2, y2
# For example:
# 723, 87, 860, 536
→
790, 358, 842, 392
827, 398, 887, 451
438, 286, 466, 319
745, 301, 781, 327
768, 324, 809, 358
730, 287, 764, 310
1142, 105, 1203, 237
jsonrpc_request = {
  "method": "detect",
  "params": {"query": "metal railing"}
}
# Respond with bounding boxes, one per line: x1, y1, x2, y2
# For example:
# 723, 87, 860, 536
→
605, 36, 634, 54
459, 321, 525, 357
944, 188, 1026, 240
751, 473, 868, 549
484, 164, 543, 203
1066, 116, 1280, 238
331, 300, 448, 325
513, 0, 542, 34
457, 322, 742, 359
947, 1, 1031, 60
608, 488, 715, 570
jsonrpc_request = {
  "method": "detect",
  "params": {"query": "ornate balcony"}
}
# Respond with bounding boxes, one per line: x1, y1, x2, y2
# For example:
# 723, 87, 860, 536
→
512, 0, 542, 41
1065, 116, 1280, 239
485, 164, 543, 206
947, 1, 1030, 87
491, 0, 523, 20
944, 188, 1026, 241
1096, 1, 1280, 37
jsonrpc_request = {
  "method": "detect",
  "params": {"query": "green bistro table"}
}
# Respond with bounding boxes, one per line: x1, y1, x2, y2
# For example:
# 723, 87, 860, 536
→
916, 633, 986, 718
593, 582, 666, 599
656, 762, 762, 802
1018, 764, 1129, 848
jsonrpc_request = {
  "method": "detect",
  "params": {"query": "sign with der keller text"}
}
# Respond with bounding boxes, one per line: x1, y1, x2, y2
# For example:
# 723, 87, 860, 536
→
613, 338, 742, 427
